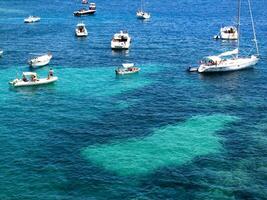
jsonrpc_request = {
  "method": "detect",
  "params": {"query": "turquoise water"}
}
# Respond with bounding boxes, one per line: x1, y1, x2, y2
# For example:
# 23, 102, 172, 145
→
83, 114, 237, 176
0, 0, 267, 199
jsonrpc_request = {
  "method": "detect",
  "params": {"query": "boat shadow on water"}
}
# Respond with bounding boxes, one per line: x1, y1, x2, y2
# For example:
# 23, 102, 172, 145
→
29, 65, 52, 71
76, 37, 87, 41
115, 72, 141, 80
111, 49, 130, 55
9, 83, 57, 94
198, 68, 257, 84
139, 18, 151, 23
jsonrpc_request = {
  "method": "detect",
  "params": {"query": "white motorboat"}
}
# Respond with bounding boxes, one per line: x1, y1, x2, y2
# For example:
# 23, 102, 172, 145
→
197, 0, 259, 73
214, 26, 238, 40
111, 31, 131, 50
28, 53, 52, 68
75, 23, 88, 37
115, 63, 140, 75
9, 72, 58, 87
89, 3, 96, 10
24, 16, 41, 23
213, 1, 239, 40
74, 3, 96, 16
0, 50, 3, 57
136, 0, 150, 19
136, 11, 150, 19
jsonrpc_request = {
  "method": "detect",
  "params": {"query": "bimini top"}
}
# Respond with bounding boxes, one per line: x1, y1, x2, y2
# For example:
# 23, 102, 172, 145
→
204, 56, 222, 62
122, 63, 134, 68
23, 72, 37, 76
203, 48, 239, 63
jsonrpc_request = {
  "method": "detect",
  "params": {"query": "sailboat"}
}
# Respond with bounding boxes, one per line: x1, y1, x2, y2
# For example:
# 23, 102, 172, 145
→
136, 0, 150, 19
197, 0, 259, 73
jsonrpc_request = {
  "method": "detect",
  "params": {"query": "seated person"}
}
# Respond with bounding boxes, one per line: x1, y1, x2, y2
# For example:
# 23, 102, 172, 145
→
31, 75, 37, 81
22, 75, 28, 82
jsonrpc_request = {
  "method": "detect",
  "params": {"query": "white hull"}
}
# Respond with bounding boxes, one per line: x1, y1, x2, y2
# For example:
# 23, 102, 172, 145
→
29, 54, 52, 67
0, 50, 3, 57
111, 31, 131, 50
111, 38, 131, 49
24, 16, 40, 23
198, 55, 258, 73
73, 6, 96, 16
220, 31, 238, 40
116, 68, 140, 75
76, 28, 88, 37
136, 11, 150, 19
214, 26, 238, 40
10, 77, 58, 87
111, 42, 131, 49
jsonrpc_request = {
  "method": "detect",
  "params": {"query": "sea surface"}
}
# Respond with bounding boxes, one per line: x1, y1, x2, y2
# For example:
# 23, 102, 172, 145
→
0, 0, 267, 199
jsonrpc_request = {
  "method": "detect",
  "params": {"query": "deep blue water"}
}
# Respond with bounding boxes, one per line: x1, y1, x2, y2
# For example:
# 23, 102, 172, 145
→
0, 0, 267, 199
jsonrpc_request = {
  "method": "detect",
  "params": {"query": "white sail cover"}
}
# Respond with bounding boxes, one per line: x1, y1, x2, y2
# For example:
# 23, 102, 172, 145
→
218, 48, 239, 57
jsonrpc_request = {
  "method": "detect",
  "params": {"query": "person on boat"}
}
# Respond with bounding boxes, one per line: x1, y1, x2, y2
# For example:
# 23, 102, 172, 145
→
22, 75, 27, 82
49, 68, 54, 76
48, 68, 54, 79
31, 75, 37, 82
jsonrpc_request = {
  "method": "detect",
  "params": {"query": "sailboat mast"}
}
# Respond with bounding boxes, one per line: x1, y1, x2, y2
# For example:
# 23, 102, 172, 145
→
247, 0, 259, 56
237, 0, 241, 57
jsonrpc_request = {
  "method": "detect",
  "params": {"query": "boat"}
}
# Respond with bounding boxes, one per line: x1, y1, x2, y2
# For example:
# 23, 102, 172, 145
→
82, 0, 88, 4
75, 23, 88, 37
213, 1, 239, 40
187, 66, 199, 72
197, 0, 259, 73
28, 53, 52, 68
24, 16, 41, 23
89, 2, 96, 10
111, 31, 131, 50
9, 71, 58, 87
136, 11, 150, 19
115, 63, 140, 75
136, 0, 150, 19
214, 26, 238, 40
73, 3, 96, 16
0, 50, 3, 57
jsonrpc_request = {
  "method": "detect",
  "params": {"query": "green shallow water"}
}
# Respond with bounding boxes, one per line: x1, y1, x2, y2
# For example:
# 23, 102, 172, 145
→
82, 114, 238, 176
1, 0, 267, 198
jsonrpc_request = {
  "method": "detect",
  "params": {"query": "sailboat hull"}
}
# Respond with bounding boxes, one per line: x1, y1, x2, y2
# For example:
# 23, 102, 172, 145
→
136, 11, 150, 19
198, 56, 259, 73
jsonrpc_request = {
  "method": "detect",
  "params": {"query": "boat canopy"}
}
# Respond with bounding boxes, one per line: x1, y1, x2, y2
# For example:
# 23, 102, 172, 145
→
23, 72, 37, 76
218, 48, 239, 57
122, 63, 134, 68
204, 56, 222, 63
